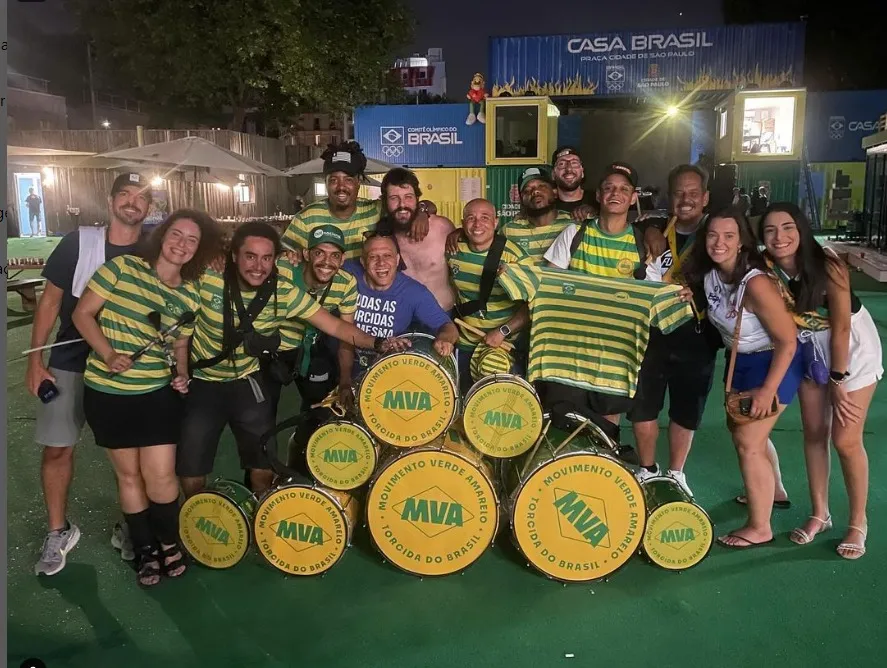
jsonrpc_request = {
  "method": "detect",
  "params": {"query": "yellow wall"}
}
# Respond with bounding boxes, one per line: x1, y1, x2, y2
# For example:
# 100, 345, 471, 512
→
410, 168, 487, 223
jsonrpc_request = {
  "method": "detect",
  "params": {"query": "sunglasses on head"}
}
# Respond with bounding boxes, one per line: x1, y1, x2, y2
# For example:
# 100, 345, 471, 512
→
363, 229, 395, 240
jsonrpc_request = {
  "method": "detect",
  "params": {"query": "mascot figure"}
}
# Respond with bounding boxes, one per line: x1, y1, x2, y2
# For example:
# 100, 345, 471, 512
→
466, 73, 487, 125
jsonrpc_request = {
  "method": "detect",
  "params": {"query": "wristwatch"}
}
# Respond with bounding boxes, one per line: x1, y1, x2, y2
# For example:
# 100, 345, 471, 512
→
829, 369, 850, 384
498, 324, 512, 337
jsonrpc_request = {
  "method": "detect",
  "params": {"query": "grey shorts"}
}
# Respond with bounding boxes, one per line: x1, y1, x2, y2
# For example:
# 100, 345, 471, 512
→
35, 368, 86, 447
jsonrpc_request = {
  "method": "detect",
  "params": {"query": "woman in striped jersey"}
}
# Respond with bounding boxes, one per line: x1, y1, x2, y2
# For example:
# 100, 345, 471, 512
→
686, 207, 802, 549
73, 210, 222, 586
760, 204, 880, 559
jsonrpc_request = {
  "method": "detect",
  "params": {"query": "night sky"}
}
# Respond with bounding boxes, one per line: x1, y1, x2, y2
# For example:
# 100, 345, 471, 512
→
12, 0, 725, 99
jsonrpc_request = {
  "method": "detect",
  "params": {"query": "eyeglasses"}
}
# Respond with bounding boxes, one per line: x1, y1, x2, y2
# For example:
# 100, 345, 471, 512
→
362, 229, 395, 240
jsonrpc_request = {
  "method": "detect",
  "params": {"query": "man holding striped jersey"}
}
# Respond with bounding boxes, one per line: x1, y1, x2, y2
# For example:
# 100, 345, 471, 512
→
448, 199, 531, 394
502, 166, 573, 264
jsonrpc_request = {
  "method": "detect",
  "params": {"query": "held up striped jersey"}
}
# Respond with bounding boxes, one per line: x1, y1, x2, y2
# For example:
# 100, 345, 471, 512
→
501, 212, 573, 264
497, 264, 693, 397
190, 261, 321, 382
281, 199, 381, 259
84, 255, 200, 395
446, 239, 530, 350
279, 261, 358, 351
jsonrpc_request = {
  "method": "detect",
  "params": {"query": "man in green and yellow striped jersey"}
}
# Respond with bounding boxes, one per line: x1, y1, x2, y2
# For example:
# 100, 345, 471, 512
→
281, 142, 429, 261
447, 198, 531, 394
178, 222, 408, 497
502, 166, 573, 264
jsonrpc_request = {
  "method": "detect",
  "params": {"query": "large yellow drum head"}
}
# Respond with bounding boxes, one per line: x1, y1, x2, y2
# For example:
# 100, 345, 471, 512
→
462, 375, 543, 458
253, 485, 351, 576
643, 501, 713, 571
306, 421, 378, 490
512, 452, 645, 582
179, 480, 253, 569
367, 448, 498, 576
358, 350, 458, 447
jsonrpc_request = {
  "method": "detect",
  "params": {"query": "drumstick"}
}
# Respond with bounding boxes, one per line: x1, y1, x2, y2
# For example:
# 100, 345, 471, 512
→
519, 419, 552, 480
22, 338, 85, 355
454, 318, 514, 352
552, 419, 589, 456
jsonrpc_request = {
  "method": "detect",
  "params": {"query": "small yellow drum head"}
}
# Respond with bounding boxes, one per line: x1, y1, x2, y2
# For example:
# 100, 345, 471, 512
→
359, 351, 458, 448
254, 486, 350, 576
642, 501, 713, 571
470, 345, 512, 382
306, 421, 378, 490
463, 376, 543, 458
512, 452, 645, 582
179, 486, 252, 569
367, 449, 498, 576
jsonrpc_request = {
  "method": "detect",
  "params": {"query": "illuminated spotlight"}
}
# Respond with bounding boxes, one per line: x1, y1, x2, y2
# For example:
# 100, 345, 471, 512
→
151, 176, 164, 187
665, 105, 680, 117
101, 120, 111, 128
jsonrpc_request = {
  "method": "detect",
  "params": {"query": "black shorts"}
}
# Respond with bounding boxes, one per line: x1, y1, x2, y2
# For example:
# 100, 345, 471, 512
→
177, 374, 276, 477
84, 385, 183, 449
627, 330, 716, 430
535, 380, 634, 423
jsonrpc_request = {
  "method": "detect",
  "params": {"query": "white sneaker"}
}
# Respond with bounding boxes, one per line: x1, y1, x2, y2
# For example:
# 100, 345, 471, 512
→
635, 464, 661, 483
667, 469, 693, 498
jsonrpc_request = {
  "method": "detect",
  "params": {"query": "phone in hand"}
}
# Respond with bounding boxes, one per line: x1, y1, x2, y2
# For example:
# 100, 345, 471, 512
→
738, 395, 778, 416
38, 379, 60, 404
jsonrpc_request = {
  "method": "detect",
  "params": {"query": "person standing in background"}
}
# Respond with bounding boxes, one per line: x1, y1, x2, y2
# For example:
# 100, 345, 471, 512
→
25, 187, 44, 236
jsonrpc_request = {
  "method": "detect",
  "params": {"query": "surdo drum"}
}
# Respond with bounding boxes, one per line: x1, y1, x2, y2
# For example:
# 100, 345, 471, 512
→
179, 478, 256, 569
640, 476, 714, 571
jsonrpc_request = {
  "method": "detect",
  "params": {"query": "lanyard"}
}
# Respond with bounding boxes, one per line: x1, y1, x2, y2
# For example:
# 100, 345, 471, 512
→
662, 218, 704, 323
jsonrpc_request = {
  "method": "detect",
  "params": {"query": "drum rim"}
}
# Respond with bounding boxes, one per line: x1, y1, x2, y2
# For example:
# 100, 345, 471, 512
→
508, 450, 647, 584
179, 487, 253, 569
306, 420, 380, 490
356, 338, 460, 447
364, 444, 501, 577
251, 482, 354, 575
641, 499, 715, 571
462, 374, 544, 458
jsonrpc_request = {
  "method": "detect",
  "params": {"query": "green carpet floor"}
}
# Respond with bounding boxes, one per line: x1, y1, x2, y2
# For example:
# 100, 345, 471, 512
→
6, 264, 887, 667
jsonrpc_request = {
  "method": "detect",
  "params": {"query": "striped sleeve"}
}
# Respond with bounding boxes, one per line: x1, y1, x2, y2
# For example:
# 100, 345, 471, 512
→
497, 263, 541, 303
86, 255, 126, 300
282, 213, 308, 251
178, 283, 201, 338
649, 283, 694, 334
338, 273, 358, 315
283, 279, 322, 321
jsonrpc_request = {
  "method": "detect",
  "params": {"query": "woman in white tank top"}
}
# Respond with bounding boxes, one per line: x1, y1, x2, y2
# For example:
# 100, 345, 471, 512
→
758, 203, 879, 559
686, 208, 800, 549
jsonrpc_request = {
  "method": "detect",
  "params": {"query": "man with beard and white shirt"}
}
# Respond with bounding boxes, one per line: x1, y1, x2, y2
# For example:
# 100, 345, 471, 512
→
551, 146, 598, 218
27, 173, 153, 575
629, 164, 725, 495
375, 168, 456, 313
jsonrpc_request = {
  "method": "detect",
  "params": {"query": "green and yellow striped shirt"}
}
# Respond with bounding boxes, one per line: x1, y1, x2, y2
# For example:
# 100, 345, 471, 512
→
281, 199, 381, 260
278, 260, 358, 352
84, 255, 200, 395
570, 219, 641, 279
447, 238, 530, 350
497, 264, 693, 397
190, 261, 321, 382
502, 212, 572, 264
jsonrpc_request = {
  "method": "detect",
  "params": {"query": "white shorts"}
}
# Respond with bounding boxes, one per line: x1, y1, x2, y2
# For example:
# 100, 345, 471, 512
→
812, 306, 884, 392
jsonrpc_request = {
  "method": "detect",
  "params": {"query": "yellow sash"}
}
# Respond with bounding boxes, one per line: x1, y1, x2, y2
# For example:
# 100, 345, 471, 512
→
765, 258, 831, 332
661, 217, 704, 322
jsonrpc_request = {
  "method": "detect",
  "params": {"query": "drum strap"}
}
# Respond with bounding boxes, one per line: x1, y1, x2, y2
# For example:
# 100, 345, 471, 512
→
454, 234, 507, 318
257, 411, 315, 484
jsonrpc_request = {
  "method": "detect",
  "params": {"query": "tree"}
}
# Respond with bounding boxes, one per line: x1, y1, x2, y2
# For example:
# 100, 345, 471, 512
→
722, 1, 887, 90
68, 0, 413, 129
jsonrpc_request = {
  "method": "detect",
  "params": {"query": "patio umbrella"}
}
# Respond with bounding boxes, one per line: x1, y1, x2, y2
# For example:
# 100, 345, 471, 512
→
284, 156, 399, 176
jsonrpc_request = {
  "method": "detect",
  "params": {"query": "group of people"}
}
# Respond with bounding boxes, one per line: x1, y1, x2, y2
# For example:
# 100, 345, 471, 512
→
26, 140, 879, 588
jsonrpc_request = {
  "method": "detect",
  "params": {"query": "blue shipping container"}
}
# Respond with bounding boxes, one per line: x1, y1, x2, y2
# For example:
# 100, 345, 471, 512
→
353, 104, 485, 168
488, 23, 805, 97
805, 90, 887, 162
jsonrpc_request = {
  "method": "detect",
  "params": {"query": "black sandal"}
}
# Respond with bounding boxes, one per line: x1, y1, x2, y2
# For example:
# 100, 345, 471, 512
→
160, 542, 188, 578
136, 549, 162, 588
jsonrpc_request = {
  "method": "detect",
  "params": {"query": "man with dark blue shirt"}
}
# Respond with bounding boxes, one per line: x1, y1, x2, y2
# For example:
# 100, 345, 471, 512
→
26, 173, 152, 576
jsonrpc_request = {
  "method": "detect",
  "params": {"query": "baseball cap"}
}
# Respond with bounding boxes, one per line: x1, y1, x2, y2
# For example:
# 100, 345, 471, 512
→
323, 149, 362, 177
599, 162, 639, 188
111, 172, 152, 200
551, 146, 582, 165
308, 224, 346, 251
519, 166, 556, 192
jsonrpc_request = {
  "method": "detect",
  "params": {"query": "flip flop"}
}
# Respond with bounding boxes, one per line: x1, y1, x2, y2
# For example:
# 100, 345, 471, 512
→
734, 495, 791, 509
717, 534, 775, 550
